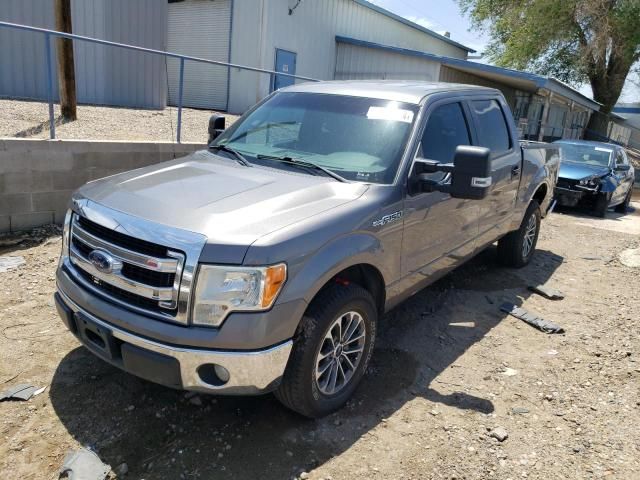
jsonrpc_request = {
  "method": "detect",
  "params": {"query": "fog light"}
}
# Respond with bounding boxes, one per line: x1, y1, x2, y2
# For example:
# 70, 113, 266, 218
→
214, 364, 230, 383
197, 363, 230, 386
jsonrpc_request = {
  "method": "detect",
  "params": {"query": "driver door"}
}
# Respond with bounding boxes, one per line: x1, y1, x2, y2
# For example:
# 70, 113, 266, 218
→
401, 100, 479, 281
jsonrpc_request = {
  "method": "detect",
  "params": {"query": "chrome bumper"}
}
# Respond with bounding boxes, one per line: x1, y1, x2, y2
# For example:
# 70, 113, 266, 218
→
57, 289, 292, 395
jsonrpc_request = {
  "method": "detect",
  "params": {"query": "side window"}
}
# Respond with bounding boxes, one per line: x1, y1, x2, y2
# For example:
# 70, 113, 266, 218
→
615, 150, 626, 166
471, 99, 511, 156
419, 102, 471, 163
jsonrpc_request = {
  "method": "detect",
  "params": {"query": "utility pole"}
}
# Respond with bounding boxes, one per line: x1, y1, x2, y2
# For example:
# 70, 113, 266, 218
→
54, 0, 77, 121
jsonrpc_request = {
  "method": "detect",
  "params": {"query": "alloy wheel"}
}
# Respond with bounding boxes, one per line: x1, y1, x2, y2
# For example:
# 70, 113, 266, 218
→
522, 213, 537, 258
314, 311, 366, 395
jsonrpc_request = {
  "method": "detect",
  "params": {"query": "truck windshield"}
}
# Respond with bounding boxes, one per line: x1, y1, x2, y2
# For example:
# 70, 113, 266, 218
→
557, 143, 612, 167
212, 92, 419, 184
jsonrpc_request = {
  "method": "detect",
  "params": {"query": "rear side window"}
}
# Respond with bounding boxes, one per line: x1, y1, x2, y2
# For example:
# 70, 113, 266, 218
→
420, 102, 471, 163
471, 99, 511, 156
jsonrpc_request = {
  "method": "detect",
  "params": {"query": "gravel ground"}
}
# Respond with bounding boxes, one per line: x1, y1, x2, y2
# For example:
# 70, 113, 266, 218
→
0, 200, 639, 479
0, 99, 239, 143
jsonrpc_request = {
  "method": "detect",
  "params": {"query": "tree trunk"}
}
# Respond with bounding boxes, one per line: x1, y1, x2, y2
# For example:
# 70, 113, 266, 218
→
55, 0, 77, 121
584, 53, 633, 141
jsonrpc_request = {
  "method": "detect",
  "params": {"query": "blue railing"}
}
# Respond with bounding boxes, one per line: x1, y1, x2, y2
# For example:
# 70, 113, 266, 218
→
0, 21, 319, 142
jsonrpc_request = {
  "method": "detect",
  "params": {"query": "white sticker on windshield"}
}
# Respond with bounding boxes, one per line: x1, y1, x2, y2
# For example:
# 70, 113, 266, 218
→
367, 106, 414, 123
595, 147, 613, 153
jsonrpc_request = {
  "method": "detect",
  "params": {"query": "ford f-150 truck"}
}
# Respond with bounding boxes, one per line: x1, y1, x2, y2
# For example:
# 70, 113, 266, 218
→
55, 81, 559, 418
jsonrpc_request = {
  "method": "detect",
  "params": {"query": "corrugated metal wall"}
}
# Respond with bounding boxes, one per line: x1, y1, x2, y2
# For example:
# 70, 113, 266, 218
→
228, 0, 469, 113
0, 0, 167, 109
167, 0, 231, 110
335, 43, 440, 81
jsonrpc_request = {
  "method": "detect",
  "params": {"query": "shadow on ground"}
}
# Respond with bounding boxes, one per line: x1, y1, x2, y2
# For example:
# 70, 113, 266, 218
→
49, 247, 563, 479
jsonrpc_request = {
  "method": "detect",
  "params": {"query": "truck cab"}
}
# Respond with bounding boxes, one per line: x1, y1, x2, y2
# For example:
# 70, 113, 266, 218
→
55, 81, 558, 417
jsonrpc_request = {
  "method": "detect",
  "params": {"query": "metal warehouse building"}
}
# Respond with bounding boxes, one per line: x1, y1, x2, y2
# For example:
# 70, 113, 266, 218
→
0, 0, 613, 142
167, 0, 473, 112
0, 0, 472, 112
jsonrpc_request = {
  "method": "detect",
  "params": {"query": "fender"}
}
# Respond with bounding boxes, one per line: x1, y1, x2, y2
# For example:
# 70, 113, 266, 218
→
277, 232, 386, 307
508, 145, 560, 231
598, 175, 619, 193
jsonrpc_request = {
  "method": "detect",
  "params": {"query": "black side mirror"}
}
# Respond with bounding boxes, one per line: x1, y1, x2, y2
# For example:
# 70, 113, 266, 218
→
415, 145, 492, 200
208, 114, 226, 143
615, 164, 630, 172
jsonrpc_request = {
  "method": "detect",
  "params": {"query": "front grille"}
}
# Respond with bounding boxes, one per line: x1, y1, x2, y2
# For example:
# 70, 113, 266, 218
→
68, 214, 186, 322
121, 264, 175, 288
557, 178, 578, 190
78, 216, 168, 258
75, 268, 166, 313
72, 237, 175, 288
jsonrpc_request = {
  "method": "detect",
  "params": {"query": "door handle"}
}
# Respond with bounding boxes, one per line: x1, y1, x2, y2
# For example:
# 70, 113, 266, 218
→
511, 165, 521, 177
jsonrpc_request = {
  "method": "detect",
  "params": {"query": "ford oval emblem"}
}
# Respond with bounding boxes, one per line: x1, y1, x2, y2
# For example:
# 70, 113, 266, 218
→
88, 249, 116, 274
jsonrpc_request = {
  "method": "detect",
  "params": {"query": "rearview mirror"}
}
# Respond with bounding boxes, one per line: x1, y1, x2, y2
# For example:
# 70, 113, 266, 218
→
615, 164, 631, 172
208, 114, 226, 143
415, 145, 492, 200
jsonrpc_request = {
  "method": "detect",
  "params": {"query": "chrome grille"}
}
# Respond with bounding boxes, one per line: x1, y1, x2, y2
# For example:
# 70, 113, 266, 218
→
68, 212, 189, 323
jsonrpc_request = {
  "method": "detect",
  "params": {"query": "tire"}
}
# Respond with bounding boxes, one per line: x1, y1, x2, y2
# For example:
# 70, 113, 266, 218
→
497, 200, 541, 268
593, 193, 609, 218
275, 283, 377, 418
614, 188, 632, 214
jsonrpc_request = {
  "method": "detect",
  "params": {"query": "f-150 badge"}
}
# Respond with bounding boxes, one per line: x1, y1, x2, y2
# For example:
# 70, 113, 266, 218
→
372, 211, 403, 227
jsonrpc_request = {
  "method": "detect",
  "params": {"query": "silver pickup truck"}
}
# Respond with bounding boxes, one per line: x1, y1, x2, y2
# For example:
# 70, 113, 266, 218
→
55, 81, 559, 417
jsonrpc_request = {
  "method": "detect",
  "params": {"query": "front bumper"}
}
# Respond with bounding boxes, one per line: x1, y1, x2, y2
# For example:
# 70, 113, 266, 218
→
55, 289, 293, 395
554, 184, 599, 207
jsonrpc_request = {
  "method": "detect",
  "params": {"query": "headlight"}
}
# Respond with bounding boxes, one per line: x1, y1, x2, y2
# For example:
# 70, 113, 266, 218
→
579, 176, 600, 187
192, 263, 287, 326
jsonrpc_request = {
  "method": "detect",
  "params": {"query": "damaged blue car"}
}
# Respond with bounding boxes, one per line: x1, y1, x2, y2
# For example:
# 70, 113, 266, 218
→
553, 140, 635, 217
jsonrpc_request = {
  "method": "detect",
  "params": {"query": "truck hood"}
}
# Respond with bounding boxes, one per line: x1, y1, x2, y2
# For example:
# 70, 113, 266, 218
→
559, 161, 610, 181
77, 150, 368, 262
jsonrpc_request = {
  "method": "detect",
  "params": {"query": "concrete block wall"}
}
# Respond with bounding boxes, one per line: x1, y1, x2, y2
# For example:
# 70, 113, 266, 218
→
0, 139, 205, 233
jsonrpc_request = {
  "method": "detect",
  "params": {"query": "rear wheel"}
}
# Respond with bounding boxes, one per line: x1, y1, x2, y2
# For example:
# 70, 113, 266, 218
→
497, 200, 541, 268
614, 188, 632, 214
275, 284, 377, 418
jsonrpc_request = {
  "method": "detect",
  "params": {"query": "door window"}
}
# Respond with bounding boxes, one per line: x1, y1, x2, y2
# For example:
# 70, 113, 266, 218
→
420, 102, 471, 162
471, 99, 511, 155
418, 102, 471, 181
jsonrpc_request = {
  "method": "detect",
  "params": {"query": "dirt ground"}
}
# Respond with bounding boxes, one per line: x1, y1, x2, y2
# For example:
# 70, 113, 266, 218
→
1, 200, 639, 480
0, 99, 239, 143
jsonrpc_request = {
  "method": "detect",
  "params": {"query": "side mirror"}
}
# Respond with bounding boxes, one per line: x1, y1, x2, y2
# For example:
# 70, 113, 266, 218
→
615, 164, 630, 172
415, 145, 492, 200
208, 114, 226, 143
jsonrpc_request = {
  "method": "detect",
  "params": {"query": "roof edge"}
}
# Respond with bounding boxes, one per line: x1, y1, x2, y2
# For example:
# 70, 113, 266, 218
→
352, 0, 476, 53
335, 36, 601, 111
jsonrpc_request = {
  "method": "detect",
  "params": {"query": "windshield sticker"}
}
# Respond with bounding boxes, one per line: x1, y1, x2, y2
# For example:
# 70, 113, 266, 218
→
594, 147, 613, 153
367, 106, 414, 123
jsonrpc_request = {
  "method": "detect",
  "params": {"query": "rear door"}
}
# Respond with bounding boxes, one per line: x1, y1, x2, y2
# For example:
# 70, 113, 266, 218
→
467, 96, 522, 244
401, 98, 479, 279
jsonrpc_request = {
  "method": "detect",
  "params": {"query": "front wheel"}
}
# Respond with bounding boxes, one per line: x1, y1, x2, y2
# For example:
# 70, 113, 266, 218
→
593, 192, 610, 218
275, 284, 377, 418
497, 200, 541, 268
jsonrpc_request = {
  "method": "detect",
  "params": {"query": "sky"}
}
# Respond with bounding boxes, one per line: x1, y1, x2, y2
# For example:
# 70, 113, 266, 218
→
369, 0, 639, 103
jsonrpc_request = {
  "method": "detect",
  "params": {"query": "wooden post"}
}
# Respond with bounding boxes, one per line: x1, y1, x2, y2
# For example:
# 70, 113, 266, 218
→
55, 0, 77, 121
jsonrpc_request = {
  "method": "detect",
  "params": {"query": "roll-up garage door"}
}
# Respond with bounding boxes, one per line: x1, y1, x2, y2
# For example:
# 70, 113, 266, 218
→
167, 0, 231, 110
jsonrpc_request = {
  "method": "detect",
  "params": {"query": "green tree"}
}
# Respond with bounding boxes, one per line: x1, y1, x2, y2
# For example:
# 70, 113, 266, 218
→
458, 0, 640, 137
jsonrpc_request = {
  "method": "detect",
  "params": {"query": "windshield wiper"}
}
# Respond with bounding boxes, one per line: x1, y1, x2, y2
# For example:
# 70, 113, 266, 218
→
209, 144, 251, 167
256, 154, 347, 183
